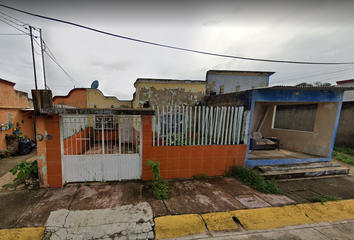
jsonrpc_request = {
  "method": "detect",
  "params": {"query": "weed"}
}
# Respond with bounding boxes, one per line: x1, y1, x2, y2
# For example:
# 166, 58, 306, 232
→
332, 152, 354, 165
193, 173, 208, 179
172, 178, 181, 181
77, 184, 81, 189
2, 183, 11, 188
227, 166, 281, 194
310, 195, 338, 203
10, 160, 38, 180
84, 182, 90, 186
146, 159, 169, 200
334, 146, 354, 156
109, 181, 118, 185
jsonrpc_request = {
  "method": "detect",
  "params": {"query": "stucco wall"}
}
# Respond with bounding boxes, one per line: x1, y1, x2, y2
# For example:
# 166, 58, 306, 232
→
133, 80, 205, 108
206, 72, 269, 94
86, 89, 131, 108
257, 102, 339, 157
335, 101, 354, 148
53, 89, 87, 108
0, 79, 34, 150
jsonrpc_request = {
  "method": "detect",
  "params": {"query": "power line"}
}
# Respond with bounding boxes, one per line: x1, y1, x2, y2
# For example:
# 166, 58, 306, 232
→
0, 32, 26, 35
0, 17, 28, 35
1, 3, 354, 65
42, 40, 83, 87
0, 10, 27, 25
0, 12, 27, 28
0, 14, 83, 88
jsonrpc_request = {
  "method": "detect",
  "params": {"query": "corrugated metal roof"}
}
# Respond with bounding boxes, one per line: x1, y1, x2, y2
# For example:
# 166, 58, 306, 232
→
263, 85, 354, 91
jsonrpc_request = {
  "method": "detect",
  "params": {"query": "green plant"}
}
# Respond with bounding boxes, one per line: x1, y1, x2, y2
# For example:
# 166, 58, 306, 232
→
9, 160, 38, 180
334, 146, 354, 156
332, 152, 354, 165
227, 166, 281, 194
310, 195, 338, 203
146, 159, 169, 200
84, 182, 90, 186
170, 134, 190, 146
77, 184, 82, 189
17, 135, 27, 141
193, 173, 208, 179
2, 183, 11, 188
5, 150, 12, 153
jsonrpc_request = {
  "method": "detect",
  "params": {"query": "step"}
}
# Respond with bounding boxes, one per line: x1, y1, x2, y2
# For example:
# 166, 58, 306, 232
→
260, 166, 350, 180
256, 162, 341, 172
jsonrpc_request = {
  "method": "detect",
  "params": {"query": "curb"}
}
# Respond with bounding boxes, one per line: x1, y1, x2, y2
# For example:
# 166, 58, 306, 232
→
154, 199, 354, 239
0, 227, 45, 240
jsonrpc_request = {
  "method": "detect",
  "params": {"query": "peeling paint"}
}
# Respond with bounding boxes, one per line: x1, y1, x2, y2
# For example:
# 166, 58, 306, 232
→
38, 154, 46, 163
324, 103, 335, 109
42, 166, 47, 176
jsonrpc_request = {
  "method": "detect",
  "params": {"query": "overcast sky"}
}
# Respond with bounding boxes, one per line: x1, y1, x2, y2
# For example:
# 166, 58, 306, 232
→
1, 0, 354, 100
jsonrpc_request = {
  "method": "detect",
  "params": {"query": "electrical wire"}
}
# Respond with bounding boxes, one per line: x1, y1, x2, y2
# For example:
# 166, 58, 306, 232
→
1, 3, 354, 65
0, 14, 83, 88
0, 12, 27, 28
0, 10, 27, 25
0, 17, 28, 35
0, 32, 26, 35
271, 65, 354, 84
42, 41, 83, 87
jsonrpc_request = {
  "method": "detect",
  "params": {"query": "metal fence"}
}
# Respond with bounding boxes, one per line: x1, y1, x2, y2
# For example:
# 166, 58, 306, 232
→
61, 115, 141, 155
152, 105, 244, 146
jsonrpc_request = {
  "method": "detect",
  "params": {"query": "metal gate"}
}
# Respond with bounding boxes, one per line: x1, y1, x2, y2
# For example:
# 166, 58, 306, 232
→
60, 115, 142, 183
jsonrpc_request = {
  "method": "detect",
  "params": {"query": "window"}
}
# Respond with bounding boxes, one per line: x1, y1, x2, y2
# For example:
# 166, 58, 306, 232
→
94, 115, 115, 130
273, 104, 317, 132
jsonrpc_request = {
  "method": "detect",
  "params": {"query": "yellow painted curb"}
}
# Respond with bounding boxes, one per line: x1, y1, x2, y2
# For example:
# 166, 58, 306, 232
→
202, 212, 239, 233
0, 227, 45, 240
297, 199, 354, 223
230, 205, 315, 231
154, 214, 207, 239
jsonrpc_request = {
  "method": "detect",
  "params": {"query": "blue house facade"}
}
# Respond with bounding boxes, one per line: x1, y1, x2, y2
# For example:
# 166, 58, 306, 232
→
245, 87, 345, 167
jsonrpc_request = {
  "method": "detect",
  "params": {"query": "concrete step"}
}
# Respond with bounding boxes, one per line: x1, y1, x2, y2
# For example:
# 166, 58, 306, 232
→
259, 166, 350, 180
256, 162, 341, 172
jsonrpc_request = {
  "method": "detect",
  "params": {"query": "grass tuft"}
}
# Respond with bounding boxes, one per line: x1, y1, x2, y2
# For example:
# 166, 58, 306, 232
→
227, 166, 281, 194
193, 173, 208, 179
310, 195, 339, 203
334, 146, 354, 156
332, 152, 354, 165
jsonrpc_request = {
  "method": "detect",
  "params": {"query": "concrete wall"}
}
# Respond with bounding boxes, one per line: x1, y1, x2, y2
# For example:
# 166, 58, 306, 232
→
335, 101, 354, 148
86, 89, 131, 108
204, 90, 253, 110
0, 79, 34, 150
53, 89, 87, 108
206, 71, 271, 95
133, 79, 205, 108
258, 102, 339, 157
53, 88, 131, 109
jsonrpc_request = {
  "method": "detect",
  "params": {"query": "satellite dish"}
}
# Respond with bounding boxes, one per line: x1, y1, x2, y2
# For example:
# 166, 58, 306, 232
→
91, 80, 99, 89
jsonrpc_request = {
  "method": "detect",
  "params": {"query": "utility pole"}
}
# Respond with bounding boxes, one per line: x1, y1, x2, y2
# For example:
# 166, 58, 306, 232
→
39, 28, 48, 90
29, 25, 38, 90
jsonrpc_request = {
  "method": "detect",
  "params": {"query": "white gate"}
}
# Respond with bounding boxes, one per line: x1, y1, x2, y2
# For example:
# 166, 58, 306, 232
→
60, 115, 142, 183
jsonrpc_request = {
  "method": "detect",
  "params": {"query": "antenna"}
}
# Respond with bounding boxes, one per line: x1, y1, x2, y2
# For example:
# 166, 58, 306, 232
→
91, 80, 99, 89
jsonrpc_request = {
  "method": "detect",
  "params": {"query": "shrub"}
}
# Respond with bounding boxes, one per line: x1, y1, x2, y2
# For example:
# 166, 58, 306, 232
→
146, 159, 169, 200
227, 166, 281, 194
10, 160, 38, 180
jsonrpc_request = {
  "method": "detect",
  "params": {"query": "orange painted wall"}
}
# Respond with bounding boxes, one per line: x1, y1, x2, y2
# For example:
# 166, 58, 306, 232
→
44, 114, 63, 188
0, 109, 34, 150
53, 89, 87, 108
63, 128, 90, 155
141, 115, 246, 180
0, 79, 34, 150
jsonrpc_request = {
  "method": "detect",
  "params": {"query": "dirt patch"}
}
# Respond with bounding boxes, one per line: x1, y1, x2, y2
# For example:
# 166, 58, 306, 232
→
0, 189, 47, 229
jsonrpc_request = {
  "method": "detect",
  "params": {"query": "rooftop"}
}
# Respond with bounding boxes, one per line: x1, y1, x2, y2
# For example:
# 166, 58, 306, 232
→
134, 78, 205, 87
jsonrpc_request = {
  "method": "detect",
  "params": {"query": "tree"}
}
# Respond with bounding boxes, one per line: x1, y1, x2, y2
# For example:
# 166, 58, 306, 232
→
295, 81, 332, 87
